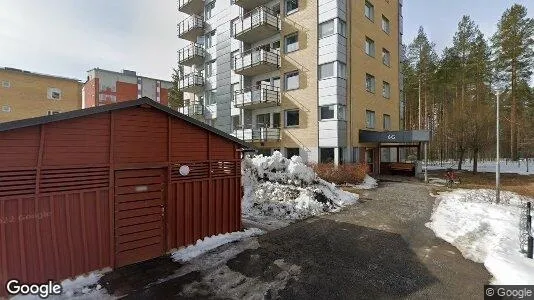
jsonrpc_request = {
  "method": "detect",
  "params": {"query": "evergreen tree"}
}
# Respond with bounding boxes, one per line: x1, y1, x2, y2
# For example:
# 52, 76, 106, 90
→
168, 66, 184, 110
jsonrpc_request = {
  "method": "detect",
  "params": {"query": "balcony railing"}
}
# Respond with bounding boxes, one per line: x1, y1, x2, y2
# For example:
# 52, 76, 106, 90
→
178, 73, 204, 94
178, 43, 205, 66
177, 15, 204, 42
234, 84, 280, 109
232, 0, 272, 10
233, 48, 280, 76
179, 103, 204, 117
232, 6, 280, 43
231, 126, 281, 142
178, 0, 204, 15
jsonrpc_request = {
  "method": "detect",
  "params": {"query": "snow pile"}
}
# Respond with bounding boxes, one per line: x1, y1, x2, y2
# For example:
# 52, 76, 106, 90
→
172, 228, 265, 262
427, 189, 534, 285
243, 152, 358, 222
351, 175, 378, 190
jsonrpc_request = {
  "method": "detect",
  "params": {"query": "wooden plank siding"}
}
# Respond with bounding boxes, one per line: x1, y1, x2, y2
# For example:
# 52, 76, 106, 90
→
0, 105, 244, 296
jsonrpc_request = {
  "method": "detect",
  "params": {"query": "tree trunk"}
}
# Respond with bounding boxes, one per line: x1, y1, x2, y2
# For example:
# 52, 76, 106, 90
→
458, 148, 464, 170
511, 63, 518, 160
473, 148, 479, 174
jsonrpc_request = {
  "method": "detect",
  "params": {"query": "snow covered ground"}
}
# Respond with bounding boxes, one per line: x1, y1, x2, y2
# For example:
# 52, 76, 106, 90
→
426, 160, 534, 175
427, 189, 534, 285
242, 152, 358, 228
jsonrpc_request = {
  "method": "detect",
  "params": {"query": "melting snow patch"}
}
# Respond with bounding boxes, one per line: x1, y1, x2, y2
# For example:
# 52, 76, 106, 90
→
350, 175, 378, 190
243, 152, 358, 224
171, 228, 265, 263
426, 189, 534, 285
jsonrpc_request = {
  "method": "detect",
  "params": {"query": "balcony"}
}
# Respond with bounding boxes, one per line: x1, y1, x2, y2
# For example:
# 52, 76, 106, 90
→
233, 49, 280, 76
233, 0, 272, 11
232, 7, 280, 43
178, 73, 204, 94
178, 43, 205, 67
231, 127, 281, 142
177, 15, 204, 42
179, 103, 204, 117
178, 0, 204, 15
234, 84, 280, 109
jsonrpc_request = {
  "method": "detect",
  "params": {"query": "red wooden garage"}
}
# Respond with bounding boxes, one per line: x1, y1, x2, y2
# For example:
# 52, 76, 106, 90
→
0, 97, 251, 294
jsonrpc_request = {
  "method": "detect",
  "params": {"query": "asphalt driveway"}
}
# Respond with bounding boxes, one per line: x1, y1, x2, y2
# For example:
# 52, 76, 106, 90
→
101, 180, 490, 299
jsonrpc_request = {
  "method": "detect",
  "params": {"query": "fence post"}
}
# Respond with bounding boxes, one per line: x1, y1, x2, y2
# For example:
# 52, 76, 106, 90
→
528, 202, 533, 259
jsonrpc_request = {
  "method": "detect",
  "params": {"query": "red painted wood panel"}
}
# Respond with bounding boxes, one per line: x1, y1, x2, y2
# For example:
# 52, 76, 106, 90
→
0, 190, 111, 296
170, 119, 209, 162
209, 133, 236, 160
0, 127, 40, 169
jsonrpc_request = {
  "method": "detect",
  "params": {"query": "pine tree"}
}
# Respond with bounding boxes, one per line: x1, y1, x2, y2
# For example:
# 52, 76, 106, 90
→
168, 66, 184, 110
491, 4, 534, 160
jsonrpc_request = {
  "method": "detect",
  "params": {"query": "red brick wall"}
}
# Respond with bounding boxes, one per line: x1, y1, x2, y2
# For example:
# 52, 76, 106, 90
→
160, 88, 169, 106
116, 81, 138, 102
83, 78, 98, 108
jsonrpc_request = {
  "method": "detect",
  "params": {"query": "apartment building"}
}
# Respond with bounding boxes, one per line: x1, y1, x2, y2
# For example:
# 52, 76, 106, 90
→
82, 68, 173, 108
177, 0, 407, 168
0, 67, 82, 123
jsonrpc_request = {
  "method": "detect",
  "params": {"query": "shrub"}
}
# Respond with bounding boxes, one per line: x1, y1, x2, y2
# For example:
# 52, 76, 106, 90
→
311, 163, 368, 185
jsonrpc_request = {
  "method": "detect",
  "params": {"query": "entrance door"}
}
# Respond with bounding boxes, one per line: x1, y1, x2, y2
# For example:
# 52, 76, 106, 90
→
114, 169, 165, 267
366, 149, 374, 174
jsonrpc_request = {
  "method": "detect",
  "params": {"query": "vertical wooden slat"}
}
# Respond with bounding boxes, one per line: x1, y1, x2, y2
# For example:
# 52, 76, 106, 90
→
229, 177, 235, 232
34, 124, 45, 280
18, 199, 27, 280
65, 194, 75, 275
1, 200, 7, 286
50, 195, 60, 279
109, 111, 115, 267
80, 192, 89, 270
96, 191, 102, 267
223, 178, 229, 233
202, 180, 209, 238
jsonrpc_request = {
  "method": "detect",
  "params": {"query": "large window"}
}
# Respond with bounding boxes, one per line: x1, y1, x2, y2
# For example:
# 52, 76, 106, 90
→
273, 112, 281, 128
319, 62, 335, 79
383, 81, 391, 98
365, 37, 375, 57
205, 60, 215, 77
365, 1, 374, 21
365, 73, 376, 93
256, 113, 270, 128
382, 48, 391, 66
285, 33, 299, 53
382, 15, 391, 34
366, 110, 376, 129
231, 82, 240, 101
286, 148, 300, 159
383, 114, 391, 130
285, 110, 299, 127
319, 20, 335, 38
205, 30, 216, 48
284, 71, 299, 90
338, 62, 347, 79
232, 115, 240, 130
205, 1, 215, 20
320, 148, 335, 163
320, 105, 335, 120
205, 88, 217, 105
285, 0, 298, 15
230, 50, 239, 69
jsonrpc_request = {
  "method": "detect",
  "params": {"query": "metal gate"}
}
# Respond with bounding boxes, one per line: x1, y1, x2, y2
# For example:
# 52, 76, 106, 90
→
114, 169, 165, 267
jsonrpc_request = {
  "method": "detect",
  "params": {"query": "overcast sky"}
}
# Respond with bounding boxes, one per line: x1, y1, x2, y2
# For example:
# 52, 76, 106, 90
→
0, 0, 533, 82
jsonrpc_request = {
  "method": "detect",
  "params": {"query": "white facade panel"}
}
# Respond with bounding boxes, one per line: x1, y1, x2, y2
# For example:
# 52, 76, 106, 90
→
318, 78, 347, 106
319, 120, 347, 147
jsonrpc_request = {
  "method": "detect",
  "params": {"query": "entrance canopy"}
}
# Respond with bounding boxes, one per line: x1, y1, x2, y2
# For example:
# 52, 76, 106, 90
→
359, 130, 431, 143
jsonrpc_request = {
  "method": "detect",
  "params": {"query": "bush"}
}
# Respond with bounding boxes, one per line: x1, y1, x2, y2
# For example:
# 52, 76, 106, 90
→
311, 163, 368, 185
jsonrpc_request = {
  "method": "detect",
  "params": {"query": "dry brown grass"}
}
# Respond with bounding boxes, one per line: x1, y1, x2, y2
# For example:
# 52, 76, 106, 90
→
429, 169, 534, 198
312, 163, 368, 185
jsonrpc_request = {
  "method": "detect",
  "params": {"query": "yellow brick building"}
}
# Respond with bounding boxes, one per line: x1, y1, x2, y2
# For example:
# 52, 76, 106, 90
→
0, 67, 82, 123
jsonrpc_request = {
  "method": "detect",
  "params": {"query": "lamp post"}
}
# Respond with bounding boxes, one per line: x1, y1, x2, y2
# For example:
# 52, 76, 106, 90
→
496, 91, 500, 204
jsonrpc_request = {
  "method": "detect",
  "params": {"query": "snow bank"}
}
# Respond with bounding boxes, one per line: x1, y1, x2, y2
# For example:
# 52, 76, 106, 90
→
426, 160, 534, 175
171, 228, 265, 263
243, 152, 358, 222
427, 189, 534, 285
350, 175, 378, 190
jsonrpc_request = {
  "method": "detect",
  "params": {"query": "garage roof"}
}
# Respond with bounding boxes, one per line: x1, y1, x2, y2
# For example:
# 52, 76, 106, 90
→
0, 97, 254, 150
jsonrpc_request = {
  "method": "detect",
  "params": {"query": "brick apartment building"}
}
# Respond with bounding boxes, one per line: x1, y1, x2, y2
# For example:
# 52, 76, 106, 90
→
0, 67, 82, 123
82, 68, 173, 108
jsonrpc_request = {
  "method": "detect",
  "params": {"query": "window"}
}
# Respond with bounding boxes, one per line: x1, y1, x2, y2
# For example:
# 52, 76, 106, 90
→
320, 105, 335, 120
272, 3, 281, 15
284, 71, 299, 90
365, 73, 376, 93
47, 110, 61, 115
256, 113, 270, 128
286, 148, 300, 159
205, 1, 215, 19
366, 110, 376, 129
319, 62, 335, 79
383, 114, 391, 130
231, 83, 240, 101
320, 148, 335, 163
47, 88, 62, 100
272, 40, 281, 50
272, 77, 281, 88
382, 81, 391, 98
273, 112, 281, 128
2, 80, 10, 88
365, 1, 374, 21
382, 15, 390, 34
205, 60, 215, 77
338, 62, 347, 79
319, 20, 335, 38
1, 105, 11, 112
284, 33, 299, 53
339, 20, 347, 37
230, 50, 239, 69
382, 48, 391, 66
285, 0, 298, 15
205, 30, 216, 48
230, 17, 239, 36
232, 115, 241, 130
365, 37, 375, 57
285, 110, 299, 127
205, 89, 217, 105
